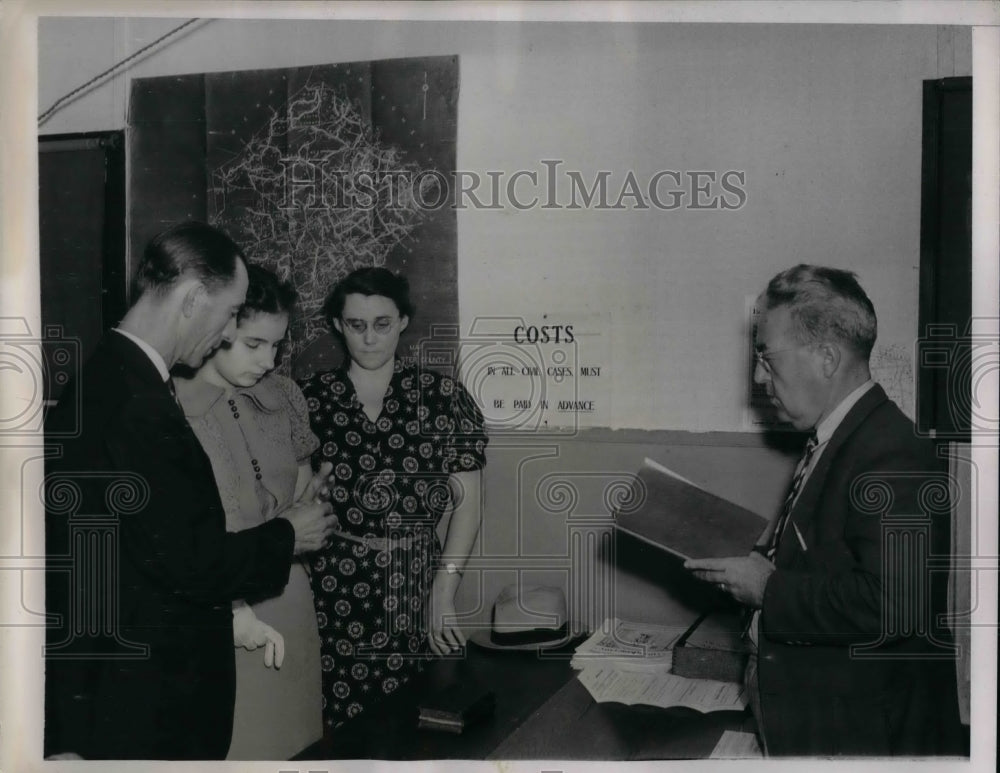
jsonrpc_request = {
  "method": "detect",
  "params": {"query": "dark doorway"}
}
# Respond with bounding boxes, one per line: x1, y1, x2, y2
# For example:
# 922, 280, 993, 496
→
38, 131, 127, 404
918, 77, 972, 440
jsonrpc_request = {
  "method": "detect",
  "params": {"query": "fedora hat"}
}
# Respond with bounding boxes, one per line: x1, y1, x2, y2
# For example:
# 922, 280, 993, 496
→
469, 584, 584, 651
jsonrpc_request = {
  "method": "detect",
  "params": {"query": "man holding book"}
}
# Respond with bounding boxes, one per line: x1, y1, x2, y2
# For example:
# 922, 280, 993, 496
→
685, 265, 963, 756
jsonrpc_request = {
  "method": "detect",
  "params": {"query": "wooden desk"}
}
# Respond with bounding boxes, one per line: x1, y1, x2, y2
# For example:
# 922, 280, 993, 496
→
490, 677, 748, 760
296, 640, 750, 760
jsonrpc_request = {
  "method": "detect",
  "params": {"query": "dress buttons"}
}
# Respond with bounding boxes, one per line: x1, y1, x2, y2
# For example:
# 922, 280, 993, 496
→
255, 473, 262, 480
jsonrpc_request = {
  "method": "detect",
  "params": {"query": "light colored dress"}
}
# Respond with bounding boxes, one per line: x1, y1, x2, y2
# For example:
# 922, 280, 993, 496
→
176, 372, 322, 760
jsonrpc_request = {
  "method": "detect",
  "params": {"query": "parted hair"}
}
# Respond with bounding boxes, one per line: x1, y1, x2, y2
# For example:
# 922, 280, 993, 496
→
131, 221, 246, 300
321, 267, 414, 328
239, 264, 298, 323
762, 264, 878, 359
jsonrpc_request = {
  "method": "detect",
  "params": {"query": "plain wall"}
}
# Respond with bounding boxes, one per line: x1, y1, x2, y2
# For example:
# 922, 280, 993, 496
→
453, 428, 802, 631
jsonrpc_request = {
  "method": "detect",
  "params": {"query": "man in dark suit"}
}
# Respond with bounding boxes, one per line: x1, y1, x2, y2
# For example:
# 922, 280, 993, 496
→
44, 222, 336, 760
686, 265, 964, 756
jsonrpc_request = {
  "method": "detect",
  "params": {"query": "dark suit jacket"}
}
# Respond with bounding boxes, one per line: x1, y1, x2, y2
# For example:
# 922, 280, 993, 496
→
757, 385, 964, 756
44, 333, 296, 759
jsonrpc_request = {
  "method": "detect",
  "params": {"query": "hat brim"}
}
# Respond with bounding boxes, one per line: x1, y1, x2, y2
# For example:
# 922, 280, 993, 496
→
467, 622, 588, 652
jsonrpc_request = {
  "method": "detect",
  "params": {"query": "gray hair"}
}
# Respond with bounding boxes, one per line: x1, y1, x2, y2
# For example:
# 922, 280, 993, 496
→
762, 264, 877, 359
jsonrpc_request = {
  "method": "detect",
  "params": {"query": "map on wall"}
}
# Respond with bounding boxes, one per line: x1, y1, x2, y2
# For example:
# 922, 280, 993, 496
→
869, 342, 915, 420
128, 56, 459, 378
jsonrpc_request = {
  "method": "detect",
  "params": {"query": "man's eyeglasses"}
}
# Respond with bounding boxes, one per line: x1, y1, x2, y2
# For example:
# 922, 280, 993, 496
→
754, 345, 806, 374
341, 316, 399, 335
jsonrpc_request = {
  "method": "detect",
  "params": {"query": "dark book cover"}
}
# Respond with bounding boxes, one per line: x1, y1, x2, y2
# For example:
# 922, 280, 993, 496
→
615, 458, 768, 560
417, 717, 466, 734
671, 612, 749, 683
417, 684, 496, 733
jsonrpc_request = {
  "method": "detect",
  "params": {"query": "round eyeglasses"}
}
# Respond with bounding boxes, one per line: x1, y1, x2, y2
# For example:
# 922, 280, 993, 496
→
754, 345, 807, 374
341, 316, 399, 336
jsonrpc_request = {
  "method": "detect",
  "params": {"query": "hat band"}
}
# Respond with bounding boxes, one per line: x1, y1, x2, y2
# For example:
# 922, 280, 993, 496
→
489, 622, 568, 647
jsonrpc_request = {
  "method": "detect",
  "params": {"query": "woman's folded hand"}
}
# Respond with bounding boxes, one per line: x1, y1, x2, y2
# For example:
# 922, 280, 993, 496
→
233, 604, 286, 668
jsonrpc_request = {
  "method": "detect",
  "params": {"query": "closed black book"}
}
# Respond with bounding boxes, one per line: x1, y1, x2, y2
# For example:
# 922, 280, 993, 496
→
417, 685, 496, 733
417, 716, 466, 734
672, 612, 748, 683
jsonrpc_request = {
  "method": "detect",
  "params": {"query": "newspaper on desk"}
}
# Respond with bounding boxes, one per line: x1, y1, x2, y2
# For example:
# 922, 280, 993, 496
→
572, 618, 747, 713
576, 665, 747, 713
570, 617, 688, 672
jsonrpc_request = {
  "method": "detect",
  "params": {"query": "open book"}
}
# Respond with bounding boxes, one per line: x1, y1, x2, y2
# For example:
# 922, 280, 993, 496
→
614, 457, 768, 560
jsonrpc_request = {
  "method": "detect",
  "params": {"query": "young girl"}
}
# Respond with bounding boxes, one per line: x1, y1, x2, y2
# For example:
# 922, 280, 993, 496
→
175, 264, 324, 760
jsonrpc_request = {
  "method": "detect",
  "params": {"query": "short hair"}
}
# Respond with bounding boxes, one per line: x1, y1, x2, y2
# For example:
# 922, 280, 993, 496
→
762, 264, 878, 358
131, 221, 245, 300
239, 264, 298, 323
321, 267, 414, 329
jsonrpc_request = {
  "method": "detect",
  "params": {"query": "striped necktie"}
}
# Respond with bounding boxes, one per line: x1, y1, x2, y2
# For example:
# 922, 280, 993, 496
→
742, 432, 819, 644
766, 432, 818, 560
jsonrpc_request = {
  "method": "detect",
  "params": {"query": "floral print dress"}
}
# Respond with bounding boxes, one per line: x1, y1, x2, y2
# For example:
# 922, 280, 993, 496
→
298, 361, 488, 731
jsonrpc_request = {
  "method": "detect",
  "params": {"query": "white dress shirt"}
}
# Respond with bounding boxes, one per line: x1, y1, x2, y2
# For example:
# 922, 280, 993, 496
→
114, 328, 171, 383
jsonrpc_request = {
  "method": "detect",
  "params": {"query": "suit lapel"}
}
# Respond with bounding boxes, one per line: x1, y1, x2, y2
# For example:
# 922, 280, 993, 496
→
105, 333, 215, 470
776, 385, 888, 562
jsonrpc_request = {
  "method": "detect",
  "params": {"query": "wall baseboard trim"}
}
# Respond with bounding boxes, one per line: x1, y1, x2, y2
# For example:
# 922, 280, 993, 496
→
486, 427, 806, 452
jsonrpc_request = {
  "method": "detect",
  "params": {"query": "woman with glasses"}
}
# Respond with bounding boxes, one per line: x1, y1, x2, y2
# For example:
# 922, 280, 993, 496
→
174, 264, 328, 760
299, 267, 488, 736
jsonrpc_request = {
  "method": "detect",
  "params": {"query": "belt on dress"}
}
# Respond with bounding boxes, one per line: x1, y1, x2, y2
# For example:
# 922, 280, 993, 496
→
331, 530, 427, 552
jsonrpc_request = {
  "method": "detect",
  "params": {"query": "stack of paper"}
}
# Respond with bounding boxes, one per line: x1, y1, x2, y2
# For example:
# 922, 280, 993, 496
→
570, 617, 687, 672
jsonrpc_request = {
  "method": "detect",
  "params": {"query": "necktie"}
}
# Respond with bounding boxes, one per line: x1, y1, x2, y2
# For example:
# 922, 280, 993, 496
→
766, 432, 818, 560
743, 432, 819, 645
